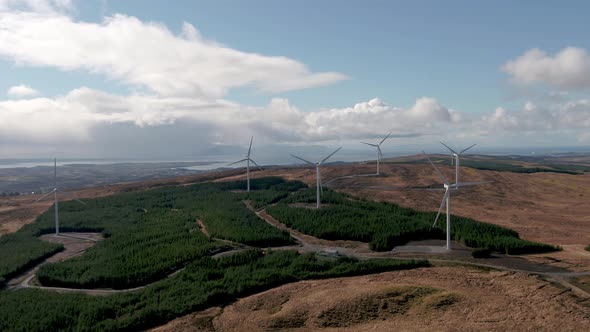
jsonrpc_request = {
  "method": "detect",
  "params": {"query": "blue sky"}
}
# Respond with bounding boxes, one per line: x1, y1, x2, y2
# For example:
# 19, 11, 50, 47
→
1, 0, 590, 160
42, 0, 590, 111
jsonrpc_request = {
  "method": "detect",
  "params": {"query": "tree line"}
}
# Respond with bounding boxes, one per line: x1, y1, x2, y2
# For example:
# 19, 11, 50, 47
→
267, 188, 560, 254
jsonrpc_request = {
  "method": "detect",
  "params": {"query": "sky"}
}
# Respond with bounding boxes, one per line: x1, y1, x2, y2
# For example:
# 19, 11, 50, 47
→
1, 0, 590, 163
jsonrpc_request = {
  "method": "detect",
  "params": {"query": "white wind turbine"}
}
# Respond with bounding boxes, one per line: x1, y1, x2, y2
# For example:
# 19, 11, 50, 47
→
30, 159, 86, 235
440, 142, 477, 189
423, 152, 486, 250
290, 147, 342, 209
361, 132, 391, 175
228, 136, 261, 192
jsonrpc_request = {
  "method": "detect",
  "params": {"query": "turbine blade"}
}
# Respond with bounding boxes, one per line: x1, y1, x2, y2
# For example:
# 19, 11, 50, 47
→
423, 151, 448, 185
54, 158, 57, 187
459, 143, 477, 154
290, 154, 315, 166
378, 146, 383, 161
249, 159, 263, 170
320, 147, 342, 164
227, 158, 248, 166
57, 190, 87, 205
361, 142, 378, 147
247, 136, 253, 157
433, 188, 450, 228
440, 141, 458, 155
29, 190, 56, 205
379, 131, 392, 145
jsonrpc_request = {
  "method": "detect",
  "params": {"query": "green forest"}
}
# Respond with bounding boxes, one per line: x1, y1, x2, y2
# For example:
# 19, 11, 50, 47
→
0, 250, 428, 331
266, 188, 559, 254
0, 177, 300, 288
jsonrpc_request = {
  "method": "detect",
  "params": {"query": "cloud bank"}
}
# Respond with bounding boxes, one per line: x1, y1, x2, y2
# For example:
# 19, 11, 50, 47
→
0, 1, 589, 158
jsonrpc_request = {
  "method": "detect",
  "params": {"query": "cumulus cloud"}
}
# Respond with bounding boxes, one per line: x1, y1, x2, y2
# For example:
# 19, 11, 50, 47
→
0, 88, 457, 144
2, 85, 590, 156
7, 84, 39, 97
502, 47, 590, 89
479, 99, 590, 134
0, 10, 347, 98
303, 97, 457, 140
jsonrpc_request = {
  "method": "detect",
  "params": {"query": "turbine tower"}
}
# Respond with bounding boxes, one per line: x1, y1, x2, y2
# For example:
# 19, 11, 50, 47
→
361, 132, 391, 175
31, 159, 86, 235
423, 152, 486, 250
228, 136, 261, 192
290, 147, 342, 209
439, 142, 476, 189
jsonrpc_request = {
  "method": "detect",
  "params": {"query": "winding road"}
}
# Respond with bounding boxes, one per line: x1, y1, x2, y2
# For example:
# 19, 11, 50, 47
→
5, 202, 590, 299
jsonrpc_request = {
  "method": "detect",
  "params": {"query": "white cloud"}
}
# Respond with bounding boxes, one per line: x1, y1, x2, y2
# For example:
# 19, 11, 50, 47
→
502, 47, 590, 89
302, 97, 456, 140
0, 0, 72, 12
479, 99, 590, 133
6, 84, 39, 97
1, 87, 590, 156
0, 10, 347, 98
1, 2, 589, 157
0, 88, 456, 144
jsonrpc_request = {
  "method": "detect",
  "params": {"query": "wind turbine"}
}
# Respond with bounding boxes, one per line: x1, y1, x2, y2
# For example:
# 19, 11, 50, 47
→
290, 147, 342, 209
439, 142, 477, 189
30, 159, 86, 235
228, 136, 261, 192
423, 152, 486, 250
361, 132, 391, 175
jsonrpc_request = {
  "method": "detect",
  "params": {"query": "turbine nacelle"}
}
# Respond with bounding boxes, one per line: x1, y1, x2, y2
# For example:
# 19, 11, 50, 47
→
440, 142, 477, 188
360, 132, 391, 175
29, 158, 86, 235
228, 136, 261, 192
290, 147, 342, 208
423, 151, 488, 251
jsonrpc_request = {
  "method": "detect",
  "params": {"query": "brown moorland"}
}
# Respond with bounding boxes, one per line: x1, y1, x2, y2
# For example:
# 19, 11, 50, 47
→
3, 162, 590, 268
152, 266, 590, 332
